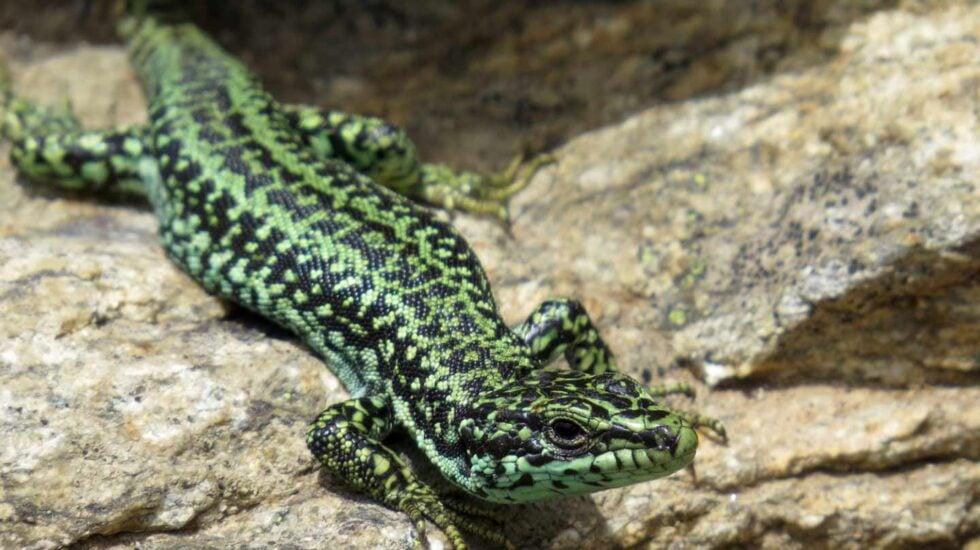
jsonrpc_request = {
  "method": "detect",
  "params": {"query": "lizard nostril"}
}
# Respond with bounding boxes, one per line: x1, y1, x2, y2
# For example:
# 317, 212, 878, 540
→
656, 425, 676, 450
639, 425, 676, 450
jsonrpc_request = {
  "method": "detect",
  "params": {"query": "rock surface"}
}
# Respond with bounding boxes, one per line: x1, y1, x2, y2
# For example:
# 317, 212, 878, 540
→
1, 1, 978, 549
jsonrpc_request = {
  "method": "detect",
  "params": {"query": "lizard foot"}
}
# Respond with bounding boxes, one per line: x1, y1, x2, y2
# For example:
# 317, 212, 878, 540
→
419, 152, 556, 223
396, 484, 516, 549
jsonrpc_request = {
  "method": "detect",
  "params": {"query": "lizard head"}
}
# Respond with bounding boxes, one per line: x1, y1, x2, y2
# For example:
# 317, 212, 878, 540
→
458, 370, 697, 502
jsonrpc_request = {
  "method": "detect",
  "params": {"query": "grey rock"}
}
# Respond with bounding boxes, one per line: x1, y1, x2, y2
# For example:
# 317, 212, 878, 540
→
1, 1, 977, 549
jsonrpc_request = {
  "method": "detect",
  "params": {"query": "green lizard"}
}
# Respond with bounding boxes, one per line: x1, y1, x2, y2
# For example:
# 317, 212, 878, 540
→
1, 2, 724, 547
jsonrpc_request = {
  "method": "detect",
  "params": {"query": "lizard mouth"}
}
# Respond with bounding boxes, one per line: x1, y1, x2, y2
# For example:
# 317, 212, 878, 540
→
598, 425, 698, 476
473, 424, 699, 503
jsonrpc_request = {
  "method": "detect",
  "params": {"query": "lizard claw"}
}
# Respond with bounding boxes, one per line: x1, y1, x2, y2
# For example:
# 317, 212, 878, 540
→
417, 151, 556, 224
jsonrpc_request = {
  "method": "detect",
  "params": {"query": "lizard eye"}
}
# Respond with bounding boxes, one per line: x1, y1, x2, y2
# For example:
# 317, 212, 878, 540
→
547, 418, 588, 449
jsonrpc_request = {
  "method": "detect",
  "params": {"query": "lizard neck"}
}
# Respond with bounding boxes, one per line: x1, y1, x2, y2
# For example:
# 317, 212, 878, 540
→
390, 327, 536, 488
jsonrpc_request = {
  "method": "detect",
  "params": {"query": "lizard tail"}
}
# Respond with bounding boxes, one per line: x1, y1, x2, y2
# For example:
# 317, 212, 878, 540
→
116, 0, 188, 18
0, 52, 14, 138
115, 0, 190, 37
0, 52, 11, 92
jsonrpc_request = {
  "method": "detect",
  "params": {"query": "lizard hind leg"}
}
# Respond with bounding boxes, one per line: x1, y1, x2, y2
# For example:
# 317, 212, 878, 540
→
283, 105, 423, 194
9, 125, 153, 200
0, 67, 152, 200
283, 104, 553, 222
414, 152, 555, 222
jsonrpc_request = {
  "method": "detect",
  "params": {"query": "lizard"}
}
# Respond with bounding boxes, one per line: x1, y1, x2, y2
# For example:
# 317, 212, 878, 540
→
0, 1, 725, 548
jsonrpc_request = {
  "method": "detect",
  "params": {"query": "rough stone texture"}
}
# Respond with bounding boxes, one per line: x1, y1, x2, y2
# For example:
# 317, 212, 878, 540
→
505, 2, 980, 389
1, 1, 978, 549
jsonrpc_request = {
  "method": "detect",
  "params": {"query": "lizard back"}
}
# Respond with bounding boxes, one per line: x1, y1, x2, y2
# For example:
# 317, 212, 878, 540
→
125, 16, 531, 424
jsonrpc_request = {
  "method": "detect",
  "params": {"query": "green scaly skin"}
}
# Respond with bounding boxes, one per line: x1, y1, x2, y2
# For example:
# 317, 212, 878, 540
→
0, 3, 725, 548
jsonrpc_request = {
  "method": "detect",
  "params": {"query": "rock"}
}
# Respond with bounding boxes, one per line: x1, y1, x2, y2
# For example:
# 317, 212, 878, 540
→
506, 3, 980, 389
1, 1, 977, 549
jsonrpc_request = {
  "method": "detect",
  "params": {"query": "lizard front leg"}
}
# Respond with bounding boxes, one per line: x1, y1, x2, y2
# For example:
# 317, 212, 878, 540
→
307, 396, 514, 549
514, 298, 725, 438
512, 298, 618, 375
